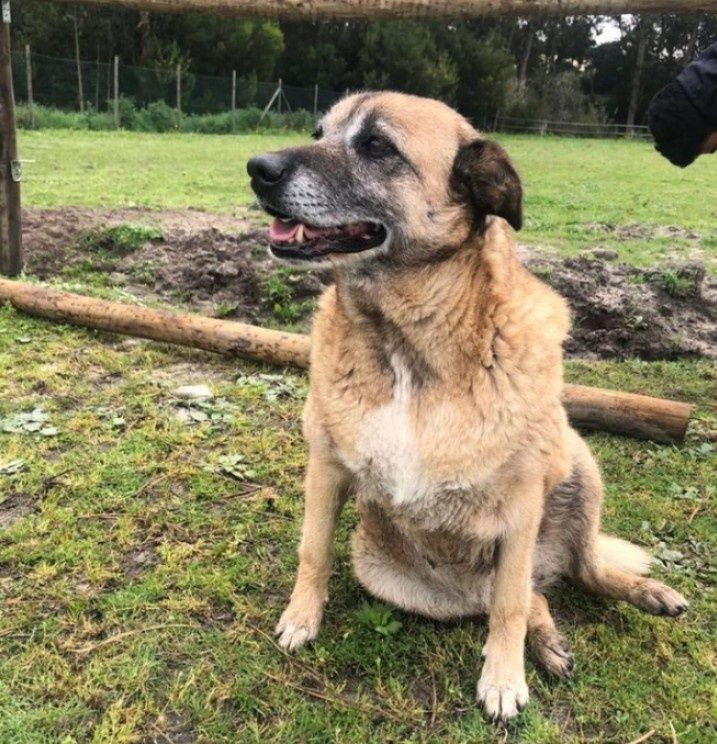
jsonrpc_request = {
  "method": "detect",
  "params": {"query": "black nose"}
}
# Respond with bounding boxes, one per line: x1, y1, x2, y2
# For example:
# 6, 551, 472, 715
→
247, 153, 286, 186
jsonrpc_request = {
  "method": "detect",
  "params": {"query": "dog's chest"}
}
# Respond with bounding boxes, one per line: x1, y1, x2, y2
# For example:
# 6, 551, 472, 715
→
336, 356, 481, 510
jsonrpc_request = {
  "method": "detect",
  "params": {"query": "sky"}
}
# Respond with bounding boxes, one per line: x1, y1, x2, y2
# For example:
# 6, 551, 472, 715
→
593, 16, 629, 45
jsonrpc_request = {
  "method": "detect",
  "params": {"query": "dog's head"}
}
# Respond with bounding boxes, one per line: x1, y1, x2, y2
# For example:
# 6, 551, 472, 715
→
247, 92, 522, 269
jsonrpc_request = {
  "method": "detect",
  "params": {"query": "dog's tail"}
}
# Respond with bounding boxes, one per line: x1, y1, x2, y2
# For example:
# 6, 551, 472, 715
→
596, 533, 652, 575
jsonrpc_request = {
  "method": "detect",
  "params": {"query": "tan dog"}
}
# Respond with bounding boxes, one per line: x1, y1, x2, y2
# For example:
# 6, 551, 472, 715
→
247, 92, 687, 722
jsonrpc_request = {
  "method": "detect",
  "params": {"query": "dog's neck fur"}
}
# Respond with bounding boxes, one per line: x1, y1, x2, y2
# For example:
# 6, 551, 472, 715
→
333, 224, 526, 386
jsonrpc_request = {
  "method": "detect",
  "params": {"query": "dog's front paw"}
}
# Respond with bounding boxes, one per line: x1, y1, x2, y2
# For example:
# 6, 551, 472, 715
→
476, 661, 529, 722
275, 595, 325, 651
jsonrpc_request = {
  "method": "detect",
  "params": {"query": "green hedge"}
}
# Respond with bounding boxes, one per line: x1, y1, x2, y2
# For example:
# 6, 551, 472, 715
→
16, 100, 318, 134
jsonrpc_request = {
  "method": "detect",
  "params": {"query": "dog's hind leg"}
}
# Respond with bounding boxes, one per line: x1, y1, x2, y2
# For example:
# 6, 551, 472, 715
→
527, 592, 573, 678
565, 432, 688, 618
577, 535, 688, 617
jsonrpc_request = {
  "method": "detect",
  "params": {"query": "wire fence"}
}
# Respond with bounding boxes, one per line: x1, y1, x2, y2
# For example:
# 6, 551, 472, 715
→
493, 115, 652, 139
11, 49, 341, 116
11, 49, 652, 140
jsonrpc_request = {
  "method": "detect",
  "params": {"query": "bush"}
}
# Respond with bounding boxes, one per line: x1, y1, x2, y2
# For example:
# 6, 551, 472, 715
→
232, 107, 264, 131
115, 96, 137, 129
504, 73, 605, 128
15, 101, 315, 135
137, 100, 177, 133
182, 111, 233, 134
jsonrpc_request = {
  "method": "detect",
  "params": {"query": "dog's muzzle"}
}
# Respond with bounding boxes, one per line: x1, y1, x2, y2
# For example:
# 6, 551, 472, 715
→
247, 152, 387, 261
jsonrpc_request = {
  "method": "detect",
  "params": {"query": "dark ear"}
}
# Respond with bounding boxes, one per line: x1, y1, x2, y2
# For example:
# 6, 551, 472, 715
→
450, 139, 523, 231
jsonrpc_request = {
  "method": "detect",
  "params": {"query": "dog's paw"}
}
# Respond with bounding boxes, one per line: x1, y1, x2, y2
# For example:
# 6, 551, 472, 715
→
529, 627, 574, 678
476, 665, 529, 722
632, 579, 688, 617
275, 598, 324, 652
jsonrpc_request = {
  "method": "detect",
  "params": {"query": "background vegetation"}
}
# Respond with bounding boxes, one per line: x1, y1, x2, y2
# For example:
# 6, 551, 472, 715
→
12, 4, 717, 127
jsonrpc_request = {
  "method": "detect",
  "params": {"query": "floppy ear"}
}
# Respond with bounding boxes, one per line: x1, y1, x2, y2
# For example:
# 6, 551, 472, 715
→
450, 139, 523, 231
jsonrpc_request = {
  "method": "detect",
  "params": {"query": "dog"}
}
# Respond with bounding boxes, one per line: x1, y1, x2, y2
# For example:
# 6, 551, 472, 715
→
247, 92, 688, 722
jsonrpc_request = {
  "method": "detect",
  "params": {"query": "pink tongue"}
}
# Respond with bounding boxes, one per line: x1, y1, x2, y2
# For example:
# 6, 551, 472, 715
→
269, 218, 300, 242
269, 217, 374, 243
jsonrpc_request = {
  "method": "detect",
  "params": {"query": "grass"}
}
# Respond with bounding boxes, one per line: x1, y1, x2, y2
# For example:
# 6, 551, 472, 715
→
19, 129, 717, 269
0, 305, 715, 743
2, 128, 715, 741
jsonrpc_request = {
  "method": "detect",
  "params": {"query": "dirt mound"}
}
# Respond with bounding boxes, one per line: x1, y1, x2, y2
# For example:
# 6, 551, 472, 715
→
527, 256, 716, 360
19, 207, 715, 361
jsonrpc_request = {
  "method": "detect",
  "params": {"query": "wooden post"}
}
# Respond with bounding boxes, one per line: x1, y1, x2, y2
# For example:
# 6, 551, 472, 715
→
313, 83, 318, 116
175, 62, 181, 127
94, 40, 100, 110
231, 68, 236, 131
0, 1, 23, 277
113, 54, 119, 128
25, 43, 33, 129
72, 10, 84, 112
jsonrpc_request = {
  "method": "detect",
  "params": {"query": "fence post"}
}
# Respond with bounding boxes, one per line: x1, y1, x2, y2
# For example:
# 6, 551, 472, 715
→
73, 11, 84, 112
113, 55, 119, 128
176, 63, 181, 127
25, 43, 33, 128
231, 68, 236, 131
313, 83, 318, 116
94, 41, 100, 110
0, 1, 23, 276
277, 78, 282, 114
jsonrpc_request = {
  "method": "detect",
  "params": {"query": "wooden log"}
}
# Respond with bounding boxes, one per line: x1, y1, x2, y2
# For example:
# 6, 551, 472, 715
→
562, 384, 692, 445
0, 278, 311, 368
0, 278, 693, 444
32, 0, 717, 21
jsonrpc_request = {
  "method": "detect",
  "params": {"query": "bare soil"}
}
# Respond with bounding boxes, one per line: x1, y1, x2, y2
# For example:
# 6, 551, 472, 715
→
20, 207, 716, 361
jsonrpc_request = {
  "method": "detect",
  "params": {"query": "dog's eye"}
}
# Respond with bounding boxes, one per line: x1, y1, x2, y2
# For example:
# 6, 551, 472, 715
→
360, 135, 397, 158
312, 127, 323, 140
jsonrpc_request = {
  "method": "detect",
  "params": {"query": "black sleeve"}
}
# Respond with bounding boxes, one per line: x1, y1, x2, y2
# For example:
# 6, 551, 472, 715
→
677, 41, 717, 126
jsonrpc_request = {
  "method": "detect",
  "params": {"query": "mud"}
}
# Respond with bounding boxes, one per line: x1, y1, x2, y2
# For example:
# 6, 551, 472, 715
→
20, 208, 716, 361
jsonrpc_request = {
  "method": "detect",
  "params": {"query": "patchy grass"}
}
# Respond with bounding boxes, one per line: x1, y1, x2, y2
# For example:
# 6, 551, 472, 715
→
77, 224, 163, 258
19, 129, 717, 269
0, 303, 714, 743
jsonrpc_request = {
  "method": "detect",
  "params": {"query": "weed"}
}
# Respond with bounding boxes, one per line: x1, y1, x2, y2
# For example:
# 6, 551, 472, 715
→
260, 268, 312, 326
658, 270, 697, 298
77, 223, 163, 257
356, 603, 403, 637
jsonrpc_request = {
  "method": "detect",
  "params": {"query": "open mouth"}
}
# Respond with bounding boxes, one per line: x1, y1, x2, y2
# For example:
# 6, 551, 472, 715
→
267, 216, 387, 260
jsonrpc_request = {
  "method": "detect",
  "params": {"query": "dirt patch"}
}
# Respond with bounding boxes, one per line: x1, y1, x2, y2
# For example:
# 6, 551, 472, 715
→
0, 492, 34, 529
527, 256, 716, 360
583, 221, 702, 242
20, 207, 715, 361
122, 545, 159, 579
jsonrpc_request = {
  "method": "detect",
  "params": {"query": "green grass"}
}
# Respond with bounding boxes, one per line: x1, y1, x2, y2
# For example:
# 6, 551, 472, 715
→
3, 129, 716, 741
0, 306, 715, 743
19, 129, 717, 268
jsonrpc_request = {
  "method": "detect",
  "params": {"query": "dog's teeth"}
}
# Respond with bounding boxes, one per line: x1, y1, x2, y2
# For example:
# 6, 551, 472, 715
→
279, 217, 292, 223
295, 224, 305, 243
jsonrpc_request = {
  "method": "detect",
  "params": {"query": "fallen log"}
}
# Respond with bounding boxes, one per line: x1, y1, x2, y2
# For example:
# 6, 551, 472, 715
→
0, 278, 693, 444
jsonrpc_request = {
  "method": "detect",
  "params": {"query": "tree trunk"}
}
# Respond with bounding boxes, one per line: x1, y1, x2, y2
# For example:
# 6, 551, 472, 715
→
626, 18, 650, 130
518, 22, 533, 91
685, 18, 701, 60
138, 11, 152, 65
